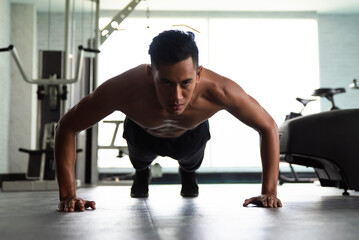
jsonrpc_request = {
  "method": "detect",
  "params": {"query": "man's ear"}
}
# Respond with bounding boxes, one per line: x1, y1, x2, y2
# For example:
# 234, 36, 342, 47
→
196, 66, 203, 83
147, 64, 154, 82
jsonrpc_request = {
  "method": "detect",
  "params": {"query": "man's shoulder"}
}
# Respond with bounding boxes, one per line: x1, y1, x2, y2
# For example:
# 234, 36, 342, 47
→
103, 64, 149, 88
113, 64, 148, 80
199, 68, 244, 107
93, 64, 151, 106
200, 68, 228, 95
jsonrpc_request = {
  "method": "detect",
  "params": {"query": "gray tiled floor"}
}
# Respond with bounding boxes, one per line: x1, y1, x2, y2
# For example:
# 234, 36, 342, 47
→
1, 183, 359, 240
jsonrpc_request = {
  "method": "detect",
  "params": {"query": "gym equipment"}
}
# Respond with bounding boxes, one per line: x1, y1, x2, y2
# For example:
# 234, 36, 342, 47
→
312, 87, 346, 110
279, 109, 359, 195
0, 45, 86, 85
0, 0, 106, 190
280, 97, 317, 184
98, 120, 128, 158
100, 0, 142, 44
350, 79, 358, 89
2, 0, 144, 189
283, 86, 345, 122
279, 87, 359, 195
1, 45, 98, 191
284, 97, 317, 120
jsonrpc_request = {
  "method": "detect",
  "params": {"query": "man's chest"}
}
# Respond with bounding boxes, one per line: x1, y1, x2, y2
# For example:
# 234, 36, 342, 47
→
123, 107, 212, 138
120, 90, 222, 137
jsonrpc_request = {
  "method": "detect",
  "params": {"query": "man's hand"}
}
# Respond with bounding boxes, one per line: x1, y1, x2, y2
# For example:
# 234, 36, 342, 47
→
243, 194, 282, 208
58, 197, 96, 212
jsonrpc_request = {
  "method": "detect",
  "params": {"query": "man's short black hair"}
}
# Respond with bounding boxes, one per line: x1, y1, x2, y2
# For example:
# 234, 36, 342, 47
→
148, 30, 199, 71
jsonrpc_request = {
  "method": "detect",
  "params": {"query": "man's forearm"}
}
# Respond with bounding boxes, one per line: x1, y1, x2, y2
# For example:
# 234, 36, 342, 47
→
260, 126, 280, 195
55, 126, 77, 200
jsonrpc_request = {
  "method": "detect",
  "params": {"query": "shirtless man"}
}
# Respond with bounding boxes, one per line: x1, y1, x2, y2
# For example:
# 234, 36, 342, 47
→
55, 30, 282, 212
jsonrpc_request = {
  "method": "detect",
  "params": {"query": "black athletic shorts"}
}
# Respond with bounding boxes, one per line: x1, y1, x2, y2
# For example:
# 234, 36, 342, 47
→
122, 117, 211, 171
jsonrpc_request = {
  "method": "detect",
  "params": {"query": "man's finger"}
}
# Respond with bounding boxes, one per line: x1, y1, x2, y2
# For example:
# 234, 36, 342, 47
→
277, 199, 283, 207
76, 198, 85, 212
273, 199, 278, 208
58, 202, 65, 212
84, 200, 96, 210
243, 197, 264, 207
262, 197, 267, 207
64, 202, 69, 212
68, 199, 75, 212
267, 196, 274, 208
243, 198, 255, 207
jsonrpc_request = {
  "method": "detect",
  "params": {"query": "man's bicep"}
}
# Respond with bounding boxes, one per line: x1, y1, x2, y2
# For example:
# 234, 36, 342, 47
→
224, 84, 273, 132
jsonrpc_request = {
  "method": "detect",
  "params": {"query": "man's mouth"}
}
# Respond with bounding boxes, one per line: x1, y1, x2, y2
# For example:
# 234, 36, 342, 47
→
170, 104, 183, 111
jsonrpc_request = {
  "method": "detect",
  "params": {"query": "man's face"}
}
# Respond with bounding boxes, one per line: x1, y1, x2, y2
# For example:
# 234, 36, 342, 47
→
151, 57, 202, 116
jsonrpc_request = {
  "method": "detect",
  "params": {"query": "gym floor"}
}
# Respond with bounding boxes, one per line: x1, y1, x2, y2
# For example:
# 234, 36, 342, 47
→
0, 183, 358, 240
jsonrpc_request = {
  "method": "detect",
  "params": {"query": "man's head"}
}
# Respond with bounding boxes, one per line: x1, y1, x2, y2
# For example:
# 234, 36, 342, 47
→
147, 30, 202, 116
148, 30, 199, 71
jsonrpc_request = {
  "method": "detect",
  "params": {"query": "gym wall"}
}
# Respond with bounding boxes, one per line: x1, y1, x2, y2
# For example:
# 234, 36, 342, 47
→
8, 3, 37, 173
318, 14, 359, 110
0, 0, 11, 174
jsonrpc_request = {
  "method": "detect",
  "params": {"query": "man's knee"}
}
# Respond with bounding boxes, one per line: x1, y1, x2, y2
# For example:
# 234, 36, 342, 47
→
178, 146, 206, 172
127, 143, 157, 170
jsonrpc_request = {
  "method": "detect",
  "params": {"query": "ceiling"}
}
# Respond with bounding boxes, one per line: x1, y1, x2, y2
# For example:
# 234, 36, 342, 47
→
9, 0, 359, 13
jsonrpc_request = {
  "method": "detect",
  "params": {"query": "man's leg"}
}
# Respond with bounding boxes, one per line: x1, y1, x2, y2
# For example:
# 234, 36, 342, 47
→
178, 144, 206, 197
127, 143, 157, 198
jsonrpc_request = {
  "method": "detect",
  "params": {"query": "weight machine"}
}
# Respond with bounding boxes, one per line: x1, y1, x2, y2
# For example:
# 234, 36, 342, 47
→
1, 0, 143, 191
0, 44, 99, 191
0, 0, 100, 191
279, 82, 359, 195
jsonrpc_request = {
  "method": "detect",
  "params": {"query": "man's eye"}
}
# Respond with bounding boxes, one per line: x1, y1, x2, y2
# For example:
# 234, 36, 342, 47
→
181, 80, 191, 87
162, 80, 171, 86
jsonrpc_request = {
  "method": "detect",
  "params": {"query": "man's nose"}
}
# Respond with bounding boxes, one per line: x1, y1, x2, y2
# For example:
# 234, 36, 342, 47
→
173, 84, 183, 100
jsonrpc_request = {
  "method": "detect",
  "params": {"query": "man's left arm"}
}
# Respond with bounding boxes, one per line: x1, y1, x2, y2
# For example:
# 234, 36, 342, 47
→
214, 74, 282, 208
242, 118, 282, 208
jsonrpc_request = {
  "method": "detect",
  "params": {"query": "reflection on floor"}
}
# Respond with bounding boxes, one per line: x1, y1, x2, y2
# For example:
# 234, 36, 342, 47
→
1, 183, 359, 240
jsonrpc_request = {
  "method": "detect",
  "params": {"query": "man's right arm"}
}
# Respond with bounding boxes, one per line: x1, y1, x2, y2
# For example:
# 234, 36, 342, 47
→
55, 65, 145, 212
55, 76, 122, 212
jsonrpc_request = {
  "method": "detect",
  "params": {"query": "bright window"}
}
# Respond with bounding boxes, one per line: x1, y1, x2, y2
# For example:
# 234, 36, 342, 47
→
97, 16, 320, 172
208, 18, 320, 168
